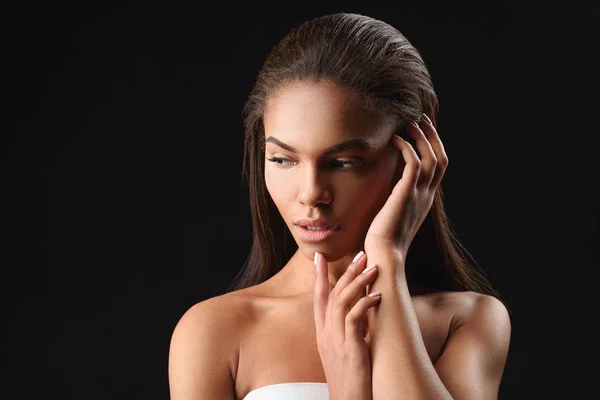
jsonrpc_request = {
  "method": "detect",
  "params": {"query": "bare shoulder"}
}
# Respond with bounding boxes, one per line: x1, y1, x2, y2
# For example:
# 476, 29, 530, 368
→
416, 289, 511, 337
168, 289, 257, 399
170, 289, 255, 359
175, 292, 237, 326
438, 291, 510, 332
178, 289, 254, 324
432, 291, 511, 398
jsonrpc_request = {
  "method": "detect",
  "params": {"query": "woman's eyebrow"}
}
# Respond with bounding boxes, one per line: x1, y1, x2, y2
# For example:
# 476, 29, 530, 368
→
265, 136, 372, 155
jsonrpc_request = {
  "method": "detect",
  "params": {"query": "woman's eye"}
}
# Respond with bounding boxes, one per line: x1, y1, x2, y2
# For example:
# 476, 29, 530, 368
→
266, 157, 365, 169
266, 157, 295, 166
331, 159, 364, 169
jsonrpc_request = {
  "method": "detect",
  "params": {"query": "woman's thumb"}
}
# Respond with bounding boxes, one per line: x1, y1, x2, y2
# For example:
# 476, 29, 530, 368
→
313, 252, 328, 332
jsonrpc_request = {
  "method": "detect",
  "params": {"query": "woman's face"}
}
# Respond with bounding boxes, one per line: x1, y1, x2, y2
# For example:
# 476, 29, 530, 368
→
263, 79, 403, 262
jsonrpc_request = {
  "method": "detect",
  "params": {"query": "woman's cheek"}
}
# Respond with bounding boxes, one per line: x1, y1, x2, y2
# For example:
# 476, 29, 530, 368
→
265, 168, 291, 209
355, 160, 398, 218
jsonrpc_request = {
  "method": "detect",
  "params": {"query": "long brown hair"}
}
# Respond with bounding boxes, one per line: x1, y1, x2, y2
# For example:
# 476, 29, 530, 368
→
226, 12, 500, 300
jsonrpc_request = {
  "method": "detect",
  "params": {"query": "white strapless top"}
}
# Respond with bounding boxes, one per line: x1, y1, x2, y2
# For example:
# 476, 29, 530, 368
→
243, 382, 329, 400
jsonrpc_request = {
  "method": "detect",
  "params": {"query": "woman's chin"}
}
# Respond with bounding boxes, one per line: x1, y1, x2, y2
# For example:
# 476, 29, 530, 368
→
297, 241, 361, 263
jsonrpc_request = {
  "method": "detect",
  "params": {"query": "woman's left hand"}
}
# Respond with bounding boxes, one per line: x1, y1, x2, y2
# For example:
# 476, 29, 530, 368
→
363, 114, 449, 271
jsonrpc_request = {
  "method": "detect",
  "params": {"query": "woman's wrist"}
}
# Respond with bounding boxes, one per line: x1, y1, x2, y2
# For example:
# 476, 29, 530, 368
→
364, 245, 406, 275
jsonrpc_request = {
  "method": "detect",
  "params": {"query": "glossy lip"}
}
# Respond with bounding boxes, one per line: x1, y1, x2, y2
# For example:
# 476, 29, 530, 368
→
294, 224, 340, 243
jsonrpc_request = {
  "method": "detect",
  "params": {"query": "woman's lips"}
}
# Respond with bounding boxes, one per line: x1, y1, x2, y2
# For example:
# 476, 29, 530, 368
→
294, 224, 340, 243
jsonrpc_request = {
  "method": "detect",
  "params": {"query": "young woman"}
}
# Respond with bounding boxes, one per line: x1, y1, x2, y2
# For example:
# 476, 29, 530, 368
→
169, 12, 511, 400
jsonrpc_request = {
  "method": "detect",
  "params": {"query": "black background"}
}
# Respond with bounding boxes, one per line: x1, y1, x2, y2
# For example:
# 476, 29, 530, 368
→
3, 1, 598, 399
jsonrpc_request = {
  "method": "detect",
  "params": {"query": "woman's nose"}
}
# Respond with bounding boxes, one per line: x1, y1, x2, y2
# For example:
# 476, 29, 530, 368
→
296, 167, 332, 207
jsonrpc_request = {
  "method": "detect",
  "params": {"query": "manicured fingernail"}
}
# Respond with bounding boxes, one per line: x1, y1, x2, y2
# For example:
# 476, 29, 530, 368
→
352, 251, 365, 263
368, 291, 381, 297
362, 264, 377, 274
314, 252, 320, 266
421, 113, 432, 125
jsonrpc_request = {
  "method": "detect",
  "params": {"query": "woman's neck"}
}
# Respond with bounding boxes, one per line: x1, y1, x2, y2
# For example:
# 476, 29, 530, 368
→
262, 249, 438, 299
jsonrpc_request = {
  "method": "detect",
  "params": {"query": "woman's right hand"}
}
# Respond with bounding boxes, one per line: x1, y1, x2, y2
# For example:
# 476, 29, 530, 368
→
313, 250, 381, 400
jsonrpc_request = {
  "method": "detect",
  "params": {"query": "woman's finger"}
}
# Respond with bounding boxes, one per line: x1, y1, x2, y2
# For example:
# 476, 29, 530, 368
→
332, 264, 379, 339
325, 251, 368, 342
346, 291, 381, 343
418, 114, 449, 189
406, 120, 437, 188
329, 251, 367, 297
372, 135, 420, 229
391, 133, 420, 194
313, 251, 329, 334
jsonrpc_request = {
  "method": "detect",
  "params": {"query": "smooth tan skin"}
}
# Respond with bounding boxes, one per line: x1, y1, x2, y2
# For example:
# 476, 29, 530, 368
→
168, 80, 510, 400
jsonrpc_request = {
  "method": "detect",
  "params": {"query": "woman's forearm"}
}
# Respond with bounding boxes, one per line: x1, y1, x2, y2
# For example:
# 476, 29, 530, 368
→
366, 251, 453, 400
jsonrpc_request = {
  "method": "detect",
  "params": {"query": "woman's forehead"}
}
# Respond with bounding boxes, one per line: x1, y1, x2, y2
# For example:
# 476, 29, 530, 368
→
265, 80, 365, 122
263, 81, 395, 151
